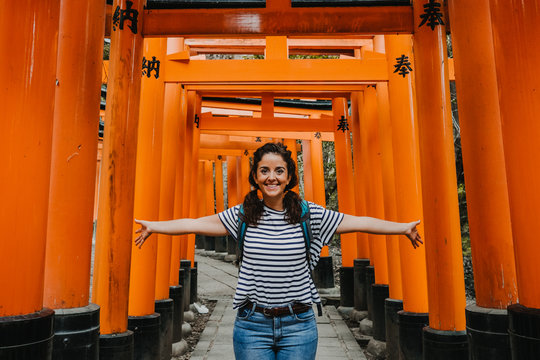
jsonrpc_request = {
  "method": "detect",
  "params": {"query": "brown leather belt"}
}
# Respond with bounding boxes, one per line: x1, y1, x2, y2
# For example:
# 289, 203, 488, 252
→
244, 302, 312, 317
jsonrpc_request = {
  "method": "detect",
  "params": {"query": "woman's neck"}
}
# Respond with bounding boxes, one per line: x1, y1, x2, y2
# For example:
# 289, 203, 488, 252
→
262, 195, 284, 211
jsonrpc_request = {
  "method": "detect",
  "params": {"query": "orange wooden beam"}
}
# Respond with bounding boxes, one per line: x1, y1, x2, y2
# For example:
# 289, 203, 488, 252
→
202, 130, 334, 141
202, 100, 333, 117
142, 7, 413, 36
199, 113, 334, 132
164, 56, 387, 83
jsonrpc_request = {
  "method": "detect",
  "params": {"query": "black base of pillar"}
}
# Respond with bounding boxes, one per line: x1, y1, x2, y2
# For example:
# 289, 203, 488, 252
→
226, 235, 236, 255
190, 262, 198, 304
422, 327, 468, 360
398, 310, 429, 360
169, 285, 184, 343
179, 261, 192, 312
339, 266, 354, 307
365, 266, 375, 320
466, 303, 509, 360
99, 330, 134, 360
128, 313, 161, 360
53, 303, 100, 359
155, 299, 173, 360
353, 259, 370, 311
195, 235, 205, 250
0, 307, 54, 359
313, 256, 334, 289
372, 284, 389, 341
214, 236, 227, 253
385, 298, 403, 360
508, 303, 540, 359
204, 236, 216, 251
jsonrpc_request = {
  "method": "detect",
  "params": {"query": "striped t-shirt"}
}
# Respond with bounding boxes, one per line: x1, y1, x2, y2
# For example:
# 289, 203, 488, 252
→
218, 201, 344, 309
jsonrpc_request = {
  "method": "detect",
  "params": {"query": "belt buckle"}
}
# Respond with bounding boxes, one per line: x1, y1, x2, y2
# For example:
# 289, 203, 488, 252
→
262, 307, 273, 317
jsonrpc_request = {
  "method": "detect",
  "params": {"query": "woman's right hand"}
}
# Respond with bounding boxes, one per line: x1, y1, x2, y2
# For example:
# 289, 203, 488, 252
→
134, 219, 153, 249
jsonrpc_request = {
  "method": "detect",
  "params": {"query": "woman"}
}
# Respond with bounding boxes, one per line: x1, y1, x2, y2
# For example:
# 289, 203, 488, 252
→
135, 142, 422, 360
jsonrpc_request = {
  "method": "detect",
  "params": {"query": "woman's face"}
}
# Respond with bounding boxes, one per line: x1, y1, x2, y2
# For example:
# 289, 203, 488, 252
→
253, 153, 291, 200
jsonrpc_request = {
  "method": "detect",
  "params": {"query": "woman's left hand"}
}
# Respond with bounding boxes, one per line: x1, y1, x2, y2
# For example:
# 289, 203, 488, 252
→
404, 220, 423, 249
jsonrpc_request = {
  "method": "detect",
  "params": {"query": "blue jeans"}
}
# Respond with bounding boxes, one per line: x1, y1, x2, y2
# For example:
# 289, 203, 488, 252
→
233, 304, 318, 360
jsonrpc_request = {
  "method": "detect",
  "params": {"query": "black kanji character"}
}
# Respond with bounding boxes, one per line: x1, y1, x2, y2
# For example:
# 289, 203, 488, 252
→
142, 56, 160, 79
194, 114, 200, 128
337, 116, 349, 132
419, 0, 445, 30
394, 54, 413, 78
314, 132, 321, 139
112, 1, 139, 34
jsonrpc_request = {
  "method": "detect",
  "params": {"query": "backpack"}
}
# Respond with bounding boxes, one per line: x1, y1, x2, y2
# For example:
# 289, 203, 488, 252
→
236, 200, 323, 316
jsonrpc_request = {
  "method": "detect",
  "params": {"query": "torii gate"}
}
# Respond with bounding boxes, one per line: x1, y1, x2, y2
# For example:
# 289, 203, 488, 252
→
3, 1, 538, 360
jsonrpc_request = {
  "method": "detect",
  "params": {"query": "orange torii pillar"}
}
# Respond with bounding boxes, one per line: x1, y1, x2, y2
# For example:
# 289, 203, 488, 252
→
180, 91, 198, 261
199, 159, 213, 252
92, 0, 144, 357
413, 1, 468, 356
215, 157, 225, 214
349, 91, 372, 319
448, 2, 518, 358
283, 138, 300, 194
333, 97, 358, 308
374, 38, 404, 342
169, 57, 188, 351
129, 37, 170, 360
358, 87, 390, 333
0, 2, 59, 358
304, 137, 335, 290
41, 1, 104, 358
227, 156, 240, 208
487, 2, 540, 357
186, 94, 202, 264
240, 151, 251, 200
384, 34, 429, 360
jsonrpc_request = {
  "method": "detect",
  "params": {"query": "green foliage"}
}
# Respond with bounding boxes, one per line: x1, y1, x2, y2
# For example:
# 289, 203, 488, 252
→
103, 39, 110, 60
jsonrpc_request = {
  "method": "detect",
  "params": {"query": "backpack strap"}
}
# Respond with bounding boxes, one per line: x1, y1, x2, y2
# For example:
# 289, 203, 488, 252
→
299, 200, 322, 316
236, 205, 248, 265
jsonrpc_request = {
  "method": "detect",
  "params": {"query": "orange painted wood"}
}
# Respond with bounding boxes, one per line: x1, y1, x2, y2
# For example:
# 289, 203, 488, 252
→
203, 130, 334, 142
199, 162, 207, 217
236, 157, 244, 205
333, 98, 357, 268
265, 36, 288, 60
171, 82, 188, 285
200, 114, 334, 132
384, 34, 428, 313
143, 7, 413, 36
0, 0, 60, 316
165, 58, 388, 83
43, 0, 105, 310
92, 0, 145, 333
204, 160, 215, 215
448, 0, 517, 309
375, 78, 402, 300
203, 99, 333, 118
413, 0, 466, 331
215, 158, 225, 213
129, 38, 167, 313
488, 0, 540, 308
360, 87, 388, 285
227, 156, 239, 208
309, 134, 329, 257
186, 95, 202, 265
301, 140, 314, 202
350, 92, 370, 260
240, 152, 251, 200
283, 139, 300, 194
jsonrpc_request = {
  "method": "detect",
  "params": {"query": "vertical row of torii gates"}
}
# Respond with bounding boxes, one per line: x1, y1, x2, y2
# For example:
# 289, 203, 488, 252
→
1, 0, 539, 359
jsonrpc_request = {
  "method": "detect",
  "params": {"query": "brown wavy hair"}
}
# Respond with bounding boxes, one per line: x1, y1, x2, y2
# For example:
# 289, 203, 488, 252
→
242, 142, 302, 225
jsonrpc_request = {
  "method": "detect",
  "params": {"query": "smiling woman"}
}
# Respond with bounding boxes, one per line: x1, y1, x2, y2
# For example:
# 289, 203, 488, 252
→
134, 141, 422, 360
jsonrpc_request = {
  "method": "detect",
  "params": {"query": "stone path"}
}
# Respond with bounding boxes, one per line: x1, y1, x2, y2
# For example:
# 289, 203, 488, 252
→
191, 254, 366, 360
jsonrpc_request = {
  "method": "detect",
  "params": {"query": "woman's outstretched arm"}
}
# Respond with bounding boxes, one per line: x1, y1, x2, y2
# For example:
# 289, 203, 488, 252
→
134, 214, 228, 248
336, 215, 423, 249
